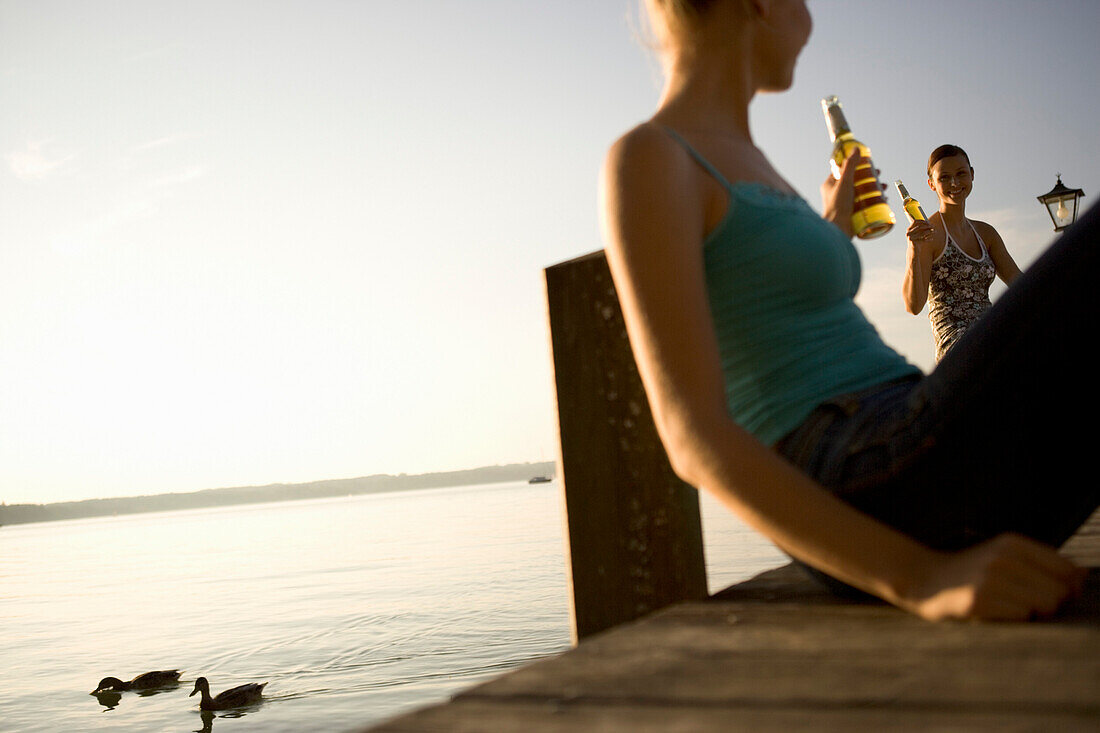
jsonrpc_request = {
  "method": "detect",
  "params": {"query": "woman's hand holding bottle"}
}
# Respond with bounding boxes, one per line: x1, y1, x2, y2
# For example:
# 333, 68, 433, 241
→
821, 148, 861, 238
906, 218, 938, 253
822, 149, 887, 239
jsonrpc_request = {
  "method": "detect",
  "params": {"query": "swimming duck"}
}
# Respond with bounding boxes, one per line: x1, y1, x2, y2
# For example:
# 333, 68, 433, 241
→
92, 670, 181, 693
189, 676, 267, 711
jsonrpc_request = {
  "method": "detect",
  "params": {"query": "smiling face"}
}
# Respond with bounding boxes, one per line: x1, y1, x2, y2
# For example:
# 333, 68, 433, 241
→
928, 154, 974, 206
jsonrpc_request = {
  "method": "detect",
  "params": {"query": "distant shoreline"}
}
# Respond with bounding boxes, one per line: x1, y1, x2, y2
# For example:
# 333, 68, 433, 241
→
0, 461, 556, 528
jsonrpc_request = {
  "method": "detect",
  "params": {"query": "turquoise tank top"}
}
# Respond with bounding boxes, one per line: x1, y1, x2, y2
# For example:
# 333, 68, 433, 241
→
663, 128, 920, 445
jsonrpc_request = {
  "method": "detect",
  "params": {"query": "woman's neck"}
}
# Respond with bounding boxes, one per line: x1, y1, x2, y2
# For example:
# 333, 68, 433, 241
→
939, 201, 967, 225
654, 46, 755, 141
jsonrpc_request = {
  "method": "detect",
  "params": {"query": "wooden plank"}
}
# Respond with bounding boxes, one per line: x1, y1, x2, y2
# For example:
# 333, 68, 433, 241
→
366, 513, 1100, 732
368, 698, 1100, 733
450, 593, 1100, 710
544, 251, 707, 642
368, 572, 1100, 732
1062, 507, 1100, 565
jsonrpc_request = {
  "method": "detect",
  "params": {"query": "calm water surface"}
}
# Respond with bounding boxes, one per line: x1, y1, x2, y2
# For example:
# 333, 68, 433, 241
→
0, 480, 784, 732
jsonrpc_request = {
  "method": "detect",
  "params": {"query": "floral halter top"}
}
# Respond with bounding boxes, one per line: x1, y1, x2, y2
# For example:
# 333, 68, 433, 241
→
927, 218, 996, 362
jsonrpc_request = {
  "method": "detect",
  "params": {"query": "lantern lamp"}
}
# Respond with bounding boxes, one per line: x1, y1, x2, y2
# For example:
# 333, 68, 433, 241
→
1037, 175, 1085, 232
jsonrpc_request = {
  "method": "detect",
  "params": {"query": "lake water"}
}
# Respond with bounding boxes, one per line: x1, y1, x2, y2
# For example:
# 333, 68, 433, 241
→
0, 480, 785, 732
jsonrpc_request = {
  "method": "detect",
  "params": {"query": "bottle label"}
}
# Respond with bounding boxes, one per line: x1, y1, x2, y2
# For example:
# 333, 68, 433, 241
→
833, 141, 889, 213
903, 199, 927, 222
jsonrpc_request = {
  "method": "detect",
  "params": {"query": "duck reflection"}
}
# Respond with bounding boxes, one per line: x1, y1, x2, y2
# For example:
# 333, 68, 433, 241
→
90, 690, 121, 710
193, 706, 253, 733
195, 710, 215, 733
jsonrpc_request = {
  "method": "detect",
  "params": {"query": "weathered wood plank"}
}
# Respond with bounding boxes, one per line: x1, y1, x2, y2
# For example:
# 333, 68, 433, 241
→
366, 513, 1100, 732
450, 592, 1100, 709
544, 251, 707, 642
368, 574, 1100, 732
369, 698, 1100, 733
1062, 507, 1100, 565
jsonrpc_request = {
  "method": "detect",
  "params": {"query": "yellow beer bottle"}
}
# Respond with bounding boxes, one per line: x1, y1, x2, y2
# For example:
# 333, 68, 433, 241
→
894, 179, 928, 223
821, 95, 895, 239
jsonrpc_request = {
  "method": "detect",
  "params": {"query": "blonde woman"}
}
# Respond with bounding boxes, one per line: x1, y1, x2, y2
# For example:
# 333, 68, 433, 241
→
600, 0, 1096, 621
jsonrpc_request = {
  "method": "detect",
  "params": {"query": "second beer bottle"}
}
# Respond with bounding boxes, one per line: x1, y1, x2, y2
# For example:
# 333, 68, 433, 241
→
821, 95, 895, 239
894, 179, 928, 223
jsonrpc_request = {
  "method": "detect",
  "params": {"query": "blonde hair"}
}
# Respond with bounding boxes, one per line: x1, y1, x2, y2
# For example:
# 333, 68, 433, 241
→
642, 0, 724, 47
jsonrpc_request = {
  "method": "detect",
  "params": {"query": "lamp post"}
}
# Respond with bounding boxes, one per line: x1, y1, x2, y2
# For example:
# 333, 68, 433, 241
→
1037, 174, 1085, 232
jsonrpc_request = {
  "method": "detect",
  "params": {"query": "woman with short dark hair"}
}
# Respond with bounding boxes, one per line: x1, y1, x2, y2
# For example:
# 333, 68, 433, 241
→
902, 144, 1022, 361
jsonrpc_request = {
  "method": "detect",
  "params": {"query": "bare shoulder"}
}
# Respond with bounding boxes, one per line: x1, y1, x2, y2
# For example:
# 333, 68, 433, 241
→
603, 121, 695, 186
601, 121, 707, 255
970, 218, 1006, 245
608, 120, 669, 154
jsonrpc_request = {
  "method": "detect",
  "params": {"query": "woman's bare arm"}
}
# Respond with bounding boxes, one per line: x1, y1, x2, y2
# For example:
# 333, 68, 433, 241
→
599, 128, 1084, 621
902, 218, 943, 314
975, 220, 1022, 285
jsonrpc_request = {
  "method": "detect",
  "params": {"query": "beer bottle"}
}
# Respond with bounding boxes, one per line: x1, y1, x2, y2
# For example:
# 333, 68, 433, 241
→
821, 95, 895, 239
894, 179, 928, 223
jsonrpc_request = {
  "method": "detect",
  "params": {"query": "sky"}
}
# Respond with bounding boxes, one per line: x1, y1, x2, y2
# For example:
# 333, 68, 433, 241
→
2, 0, 1098, 504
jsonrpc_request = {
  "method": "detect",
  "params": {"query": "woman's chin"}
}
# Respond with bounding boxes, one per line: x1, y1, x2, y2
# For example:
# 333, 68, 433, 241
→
757, 79, 794, 95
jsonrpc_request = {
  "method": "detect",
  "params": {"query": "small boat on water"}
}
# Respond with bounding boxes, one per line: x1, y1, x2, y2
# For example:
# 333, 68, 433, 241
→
528, 476, 552, 484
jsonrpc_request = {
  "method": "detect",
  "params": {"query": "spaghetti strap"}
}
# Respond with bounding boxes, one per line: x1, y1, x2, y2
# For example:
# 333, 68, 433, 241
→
966, 219, 989, 258
941, 218, 989, 262
660, 126, 734, 190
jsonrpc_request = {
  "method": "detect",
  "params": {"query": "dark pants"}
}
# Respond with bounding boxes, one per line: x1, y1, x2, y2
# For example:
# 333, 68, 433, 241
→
777, 203, 1100, 593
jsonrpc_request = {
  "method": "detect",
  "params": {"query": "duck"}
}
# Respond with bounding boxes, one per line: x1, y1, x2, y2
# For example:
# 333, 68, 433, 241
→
92, 670, 182, 693
189, 676, 267, 711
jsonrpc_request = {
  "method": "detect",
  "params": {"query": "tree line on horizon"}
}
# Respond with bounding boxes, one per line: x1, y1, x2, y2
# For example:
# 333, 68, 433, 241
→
0, 461, 556, 527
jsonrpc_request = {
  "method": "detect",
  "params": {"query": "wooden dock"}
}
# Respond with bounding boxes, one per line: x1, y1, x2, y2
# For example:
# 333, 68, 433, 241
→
366, 251, 1099, 730
366, 514, 1099, 732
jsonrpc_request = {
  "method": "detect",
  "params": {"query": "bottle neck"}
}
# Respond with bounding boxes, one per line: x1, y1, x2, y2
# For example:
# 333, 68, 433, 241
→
823, 105, 851, 142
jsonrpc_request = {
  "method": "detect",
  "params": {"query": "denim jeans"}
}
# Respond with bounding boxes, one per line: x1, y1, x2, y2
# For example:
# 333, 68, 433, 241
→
775, 202, 1100, 593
